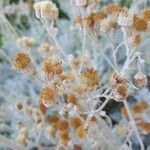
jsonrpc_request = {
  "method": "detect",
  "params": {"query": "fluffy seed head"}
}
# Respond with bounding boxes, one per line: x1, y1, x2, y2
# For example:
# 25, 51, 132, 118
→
59, 130, 69, 141
58, 120, 69, 131
49, 115, 60, 126
75, 126, 86, 139
134, 72, 147, 88
40, 86, 56, 105
13, 52, 32, 71
143, 8, 150, 21
66, 94, 77, 105
92, 11, 107, 21
104, 4, 122, 15
41, 1, 59, 20
17, 37, 34, 48
80, 67, 100, 88
69, 117, 82, 129
133, 16, 148, 32
132, 101, 149, 113
42, 58, 63, 77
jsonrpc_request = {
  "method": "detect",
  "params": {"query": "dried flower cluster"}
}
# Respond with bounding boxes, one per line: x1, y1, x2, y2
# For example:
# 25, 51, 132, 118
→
9, 1, 150, 149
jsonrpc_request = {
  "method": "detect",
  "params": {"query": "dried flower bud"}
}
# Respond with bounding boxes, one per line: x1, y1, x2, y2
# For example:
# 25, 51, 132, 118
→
104, 4, 122, 15
40, 86, 56, 106
67, 94, 77, 105
112, 83, 129, 102
132, 101, 149, 113
49, 115, 60, 126
75, 126, 86, 139
34, 1, 59, 20
134, 72, 147, 88
59, 130, 69, 142
143, 8, 150, 21
17, 37, 34, 48
58, 120, 69, 131
80, 67, 100, 88
69, 117, 82, 129
42, 58, 63, 80
13, 52, 35, 74
133, 16, 148, 32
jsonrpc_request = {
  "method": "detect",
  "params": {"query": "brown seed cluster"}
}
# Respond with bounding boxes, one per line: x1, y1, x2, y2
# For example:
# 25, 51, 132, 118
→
76, 4, 122, 29
42, 58, 63, 80
143, 8, 150, 21
40, 86, 56, 105
80, 67, 100, 88
132, 101, 149, 114
136, 119, 150, 133
110, 73, 128, 101
75, 126, 87, 139
69, 117, 82, 129
13, 52, 32, 70
66, 94, 77, 105
133, 16, 148, 32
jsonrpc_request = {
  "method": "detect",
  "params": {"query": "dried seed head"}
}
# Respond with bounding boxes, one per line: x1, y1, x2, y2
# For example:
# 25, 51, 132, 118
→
34, 1, 59, 20
133, 16, 148, 32
73, 84, 86, 95
80, 67, 100, 88
66, 94, 77, 105
133, 34, 141, 45
83, 15, 94, 28
40, 86, 56, 105
75, 126, 86, 139
110, 73, 126, 88
42, 58, 63, 80
59, 130, 69, 142
143, 8, 150, 21
132, 101, 149, 113
69, 117, 82, 129
113, 83, 129, 102
49, 115, 60, 126
13, 52, 31, 71
134, 72, 147, 88
17, 37, 34, 48
39, 43, 50, 53
58, 120, 69, 131
137, 119, 150, 133
58, 71, 75, 81
104, 4, 122, 15
92, 11, 107, 21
